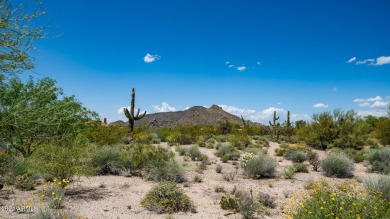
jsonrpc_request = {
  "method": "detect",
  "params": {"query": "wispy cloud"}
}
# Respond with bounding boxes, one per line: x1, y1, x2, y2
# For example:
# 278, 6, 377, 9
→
371, 101, 389, 109
356, 59, 375, 65
354, 56, 390, 66
332, 87, 338, 92
367, 96, 383, 102
228, 64, 234, 68
144, 53, 160, 63
153, 102, 176, 112
313, 103, 328, 108
225, 61, 230, 64
346, 57, 356, 63
353, 96, 389, 117
237, 66, 247, 71
256, 61, 261, 65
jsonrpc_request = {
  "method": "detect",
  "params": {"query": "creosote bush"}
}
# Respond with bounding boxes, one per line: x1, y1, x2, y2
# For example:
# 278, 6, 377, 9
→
90, 124, 128, 145
141, 182, 196, 214
320, 153, 354, 178
229, 134, 252, 150
88, 146, 124, 175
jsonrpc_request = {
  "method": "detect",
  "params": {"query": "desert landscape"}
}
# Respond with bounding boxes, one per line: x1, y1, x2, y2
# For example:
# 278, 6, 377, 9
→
1, 0, 390, 219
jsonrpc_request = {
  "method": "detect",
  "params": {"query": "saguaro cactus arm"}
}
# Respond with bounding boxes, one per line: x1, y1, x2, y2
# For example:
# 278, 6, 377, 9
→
123, 88, 146, 132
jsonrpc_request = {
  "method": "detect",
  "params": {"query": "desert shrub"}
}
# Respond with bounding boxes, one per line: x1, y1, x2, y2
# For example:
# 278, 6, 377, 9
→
258, 192, 276, 208
280, 142, 290, 148
146, 161, 186, 183
15, 174, 35, 191
196, 136, 207, 147
320, 153, 354, 178
256, 136, 270, 147
229, 134, 252, 150
155, 128, 173, 142
292, 163, 309, 173
284, 179, 390, 219
175, 146, 189, 156
364, 175, 390, 200
364, 146, 390, 174
215, 164, 223, 173
243, 154, 277, 179
32, 135, 93, 180
134, 133, 153, 144
222, 171, 237, 182
188, 145, 207, 161
88, 146, 124, 175
275, 148, 287, 156
215, 135, 228, 142
141, 182, 196, 214
167, 132, 195, 145
90, 124, 128, 145
284, 150, 308, 163
216, 145, 240, 161
120, 143, 174, 173
281, 167, 296, 179
220, 190, 263, 219
193, 175, 203, 183
328, 147, 365, 163
0, 151, 29, 185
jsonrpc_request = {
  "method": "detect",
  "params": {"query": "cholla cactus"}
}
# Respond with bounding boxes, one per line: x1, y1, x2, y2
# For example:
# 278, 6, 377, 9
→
240, 152, 260, 168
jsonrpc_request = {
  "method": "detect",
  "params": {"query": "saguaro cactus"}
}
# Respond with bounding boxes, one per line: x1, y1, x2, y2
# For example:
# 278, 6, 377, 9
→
285, 111, 293, 140
269, 111, 280, 141
124, 88, 146, 133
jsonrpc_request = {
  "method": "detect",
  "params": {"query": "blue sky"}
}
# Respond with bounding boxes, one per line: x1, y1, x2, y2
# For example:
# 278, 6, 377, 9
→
30, 0, 390, 124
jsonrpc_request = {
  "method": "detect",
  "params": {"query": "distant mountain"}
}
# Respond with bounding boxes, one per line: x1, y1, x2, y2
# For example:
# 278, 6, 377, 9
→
112, 104, 251, 128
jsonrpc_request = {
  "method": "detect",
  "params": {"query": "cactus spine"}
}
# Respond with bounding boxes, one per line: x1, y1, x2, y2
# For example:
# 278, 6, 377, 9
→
269, 111, 280, 141
124, 88, 146, 133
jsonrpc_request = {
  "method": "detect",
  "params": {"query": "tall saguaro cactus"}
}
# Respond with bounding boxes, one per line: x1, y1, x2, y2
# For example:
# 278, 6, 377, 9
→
269, 111, 280, 141
124, 88, 146, 133
285, 111, 293, 140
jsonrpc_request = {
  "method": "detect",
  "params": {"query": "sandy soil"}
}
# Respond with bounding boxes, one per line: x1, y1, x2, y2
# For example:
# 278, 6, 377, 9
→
0, 142, 380, 219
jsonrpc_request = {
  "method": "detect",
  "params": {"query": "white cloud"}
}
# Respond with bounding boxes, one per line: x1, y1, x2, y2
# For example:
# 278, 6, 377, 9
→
347, 57, 356, 63
291, 113, 311, 121
358, 102, 370, 107
357, 110, 388, 117
355, 56, 390, 66
356, 59, 375, 65
313, 103, 328, 108
152, 102, 176, 112
256, 61, 261, 65
371, 101, 389, 109
332, 87, 338, 92
225, 61, 230, 64
237, 66, 247, 71
144, 53, 160, 63
228, 64, 234, 68
277, 102, 282, 105
367, 96, 383, 102
219, 105, 256, 116
375, 56, 390, 66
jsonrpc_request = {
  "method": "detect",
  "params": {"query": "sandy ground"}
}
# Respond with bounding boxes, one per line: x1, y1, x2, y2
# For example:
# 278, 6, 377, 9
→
0, 142, 381, 219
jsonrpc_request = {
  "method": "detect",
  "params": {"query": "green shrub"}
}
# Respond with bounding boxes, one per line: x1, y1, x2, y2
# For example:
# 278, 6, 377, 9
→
221, 155, 229, 163
364, 175, 390, 201
229, 135, 252, 149
328, 147, 365, 163
216, 145, 240, 161
120, 143, 174, 173
215, 164, 223, 173
141, 182, 196, 214
89, 146, 124, 175
365, 146, 390, 174
146, 161, 186, 183
134, 133, 153, 144
90, 124, 128, 145
292, 163, 309, 173
155, 128, 173, 142
243, 154, 277, 179
193, 175, 203, 183
175, 146, 189, 156
167, 132, 195, 145
320, 153, 354, 178
220, 194, 239, 210
284, 150, 308, 163
188, 145, 207, 161
214, 185, 226, 193
275, 148, 287, 156
215, 135, 228, 142
15, 174, 35, 191
281, 167, 296, 179
32, 135, 93, 180
30, 208, 80, 219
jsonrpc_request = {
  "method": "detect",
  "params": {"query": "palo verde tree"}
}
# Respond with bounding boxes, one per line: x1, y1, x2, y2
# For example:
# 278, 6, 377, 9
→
0, 0, 46, 75
0, 76, 98, 157
124, 88, 146, 133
